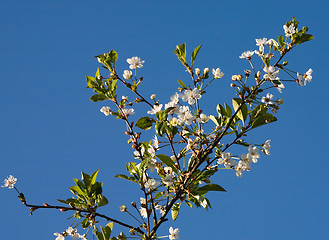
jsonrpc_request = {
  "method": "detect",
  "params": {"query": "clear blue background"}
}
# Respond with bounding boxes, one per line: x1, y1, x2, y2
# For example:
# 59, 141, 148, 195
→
1, 0, 328, 239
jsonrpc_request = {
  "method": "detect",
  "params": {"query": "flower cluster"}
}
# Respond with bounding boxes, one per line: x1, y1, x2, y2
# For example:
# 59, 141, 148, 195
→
54, 227, 86, 240
2, 175, 17, 189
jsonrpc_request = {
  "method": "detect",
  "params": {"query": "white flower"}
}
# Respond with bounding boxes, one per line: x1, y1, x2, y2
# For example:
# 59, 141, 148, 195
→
140, 207, 148, 218
181, 88, 201, 105
305, 68, 313, 82
2, 175, 17, 189
127, 57, 145, 69
196, 113, 209, 123
255, 38, 268, 52
212, 68, 224, 79
123, 70, 132, 79
144, 179, 160, 189
147, 145, 156, 158
177, 106, 195, 125
169, 227, 180, 240
134, 146, 145, 159
266, 39, 279, 47
155, 204, 166, 216
263, 66, 280, 81
100, 106, 111, 116
263, 140, 271, 155
152, 135, 159, 149
122, 108, 135, 117
148, 158, 157, 172
217, 152, 235, 168
147, 104, 163, 115
296, 72, 306, 86
195, 68, 201, 76
162, 174, 174, 187
150, 94, 156, 100
276, 82, 285, 93
140, 197, 146, 205
248, 146, 260, 163
122, 96, 128, 101
235, 161, 244, 178
239, 50, 255, 59
261, 93, 274, 105
170, 93, 180, 104
54, 233, 65, 240
283, 25, 296, 37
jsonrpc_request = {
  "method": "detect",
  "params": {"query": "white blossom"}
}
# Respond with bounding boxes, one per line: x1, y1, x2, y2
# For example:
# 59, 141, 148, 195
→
155, 204, 166, 216
122, 96, 128, 101
261, 93, 274, 105
147, 104, 163, 115
296, 72, 306, 86
162, 174, 174, 187
122, 108, 135, 117
255, 38, 267, 52
276, 82, 285, 93
181, 88, 201, 105
152, 135, 159, 149
305, 68, 313, 82
266, 39, 279, 47
212, 68, 224, 79
263, 66, 280, 81
169, 227, 180, 240
54, 233, 65, 240
144, 179, 160, 189
195, 68, 201, 76
2, 175, 17, 189
150, 94, 156, 100
203, 68, 209, 75
217, 152, 235, 168
123, 70, 132, 79
283, 25, 296, 37
100, 106, 111, 116
134, 146, 145, 159
263, 140, 271, 155
196, 113, 209, 123
239, 50, 255, 59
248, 146, 260, 163
140, 207, 148, 218
127, 57, 145, 69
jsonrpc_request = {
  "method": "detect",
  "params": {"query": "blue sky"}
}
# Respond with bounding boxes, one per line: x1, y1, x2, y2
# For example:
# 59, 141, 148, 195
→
1, 0, 328, 239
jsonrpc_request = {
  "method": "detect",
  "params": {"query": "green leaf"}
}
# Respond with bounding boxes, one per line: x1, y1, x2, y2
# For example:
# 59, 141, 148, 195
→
174, 43, 186, 64
232, 98, 248, 122
101, 223, 114, 240
98, 195, 109, 207
86, 76, 97, 88
209, 115, 221, 126
171, 202, 181, 221
70, 185, 85, 197
195, 184, 226, 195
81, 218, 89, 229
90, 170, 99, 185
108, 50, 118, 63
251, 113, 277, 129
294, 34, 314, 45
82, 172, 92, 187
157, 154, 177, 173
185, 200, 193, 208
250, 104, 267, 121
224, 103, 232, 117
114, 174, 137, 183
135, 117, 155, 130
178, 79, 187, 89
90, 94, 107, 102
191, 45, 202, 65
278, 35, 284, 47
94, 227, 104, 240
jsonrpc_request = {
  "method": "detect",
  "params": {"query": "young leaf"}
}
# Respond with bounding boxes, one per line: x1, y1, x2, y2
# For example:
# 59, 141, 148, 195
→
278, 35, 285, 47
195, 183, 226, 195
191, 45, 202, 65
178, 79, 187, 89
156, 154, 177, 173
232, 98, 248, 122
135, 117, 155, 130
171, 202, 181, 221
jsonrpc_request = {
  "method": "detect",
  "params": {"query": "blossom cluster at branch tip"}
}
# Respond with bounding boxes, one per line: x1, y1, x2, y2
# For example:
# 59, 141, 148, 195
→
2, 175, 17, 189
297, 68, 313, 86
127, 57, 145, 69
54, 227, 86, 240
283, 24, 296, 37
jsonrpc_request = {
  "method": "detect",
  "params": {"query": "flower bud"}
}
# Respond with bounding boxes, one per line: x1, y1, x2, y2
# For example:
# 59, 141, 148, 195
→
256, 71, 261, 78
230, 83, 236, 87
237, 75, 243, 81
195, 68, 201, 76
131, 202, 137, 208
150, 94, 156, 100
203, 68, 209, 75
120, 204, 127, 212
231, 75, 238, 81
